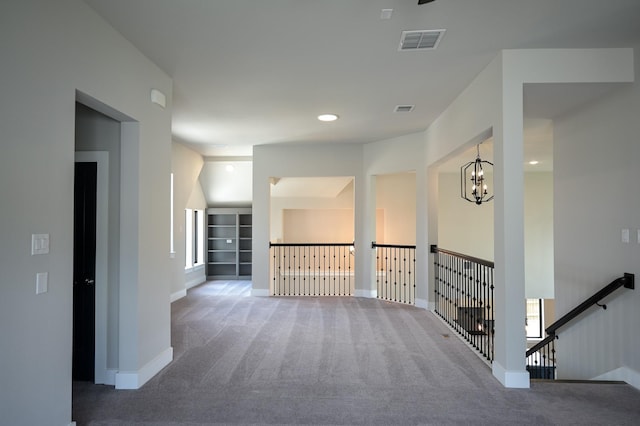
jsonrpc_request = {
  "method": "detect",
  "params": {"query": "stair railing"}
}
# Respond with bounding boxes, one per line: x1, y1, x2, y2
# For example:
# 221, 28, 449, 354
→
431, 245, 495, 362
526, 273, 635, 379
269, 242, 355, 296
372, 242, 417, 305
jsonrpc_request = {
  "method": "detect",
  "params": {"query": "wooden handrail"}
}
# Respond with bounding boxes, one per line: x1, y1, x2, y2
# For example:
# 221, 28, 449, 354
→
546, 273, 634, 335
430, 245, 494, 268
526, 334, 555, 358
372, 242, 416, 249
269, 242, 353, 247
526, 273, 633, 361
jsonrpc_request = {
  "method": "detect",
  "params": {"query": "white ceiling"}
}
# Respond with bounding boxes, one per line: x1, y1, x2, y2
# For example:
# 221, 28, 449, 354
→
199, 160, 253, 206
83, 0, 640, 157
271, 176, 353, 198
437, 118, 554, 173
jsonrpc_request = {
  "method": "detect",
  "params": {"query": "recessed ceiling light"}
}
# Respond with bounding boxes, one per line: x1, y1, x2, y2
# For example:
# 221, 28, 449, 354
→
318, 113, 338, 122
225, 164, 235, 172
529, 160, 539, 165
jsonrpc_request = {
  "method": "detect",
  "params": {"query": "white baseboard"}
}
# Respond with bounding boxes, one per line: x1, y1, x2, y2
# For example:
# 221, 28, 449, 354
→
103, 368, 117, 386
251, 288, 269, 297
593, 366, 640, 390
170, 289, 187, 303
492, 361, 530, 388
115, 346, 173, 389
185, 273, 206, 290
415, 298, 430, 310
354, 289, 377, 298
69, 422, 77, 426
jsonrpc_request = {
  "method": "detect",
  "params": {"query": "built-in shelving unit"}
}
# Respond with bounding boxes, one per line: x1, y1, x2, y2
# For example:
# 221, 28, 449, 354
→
206, 208, 252, 280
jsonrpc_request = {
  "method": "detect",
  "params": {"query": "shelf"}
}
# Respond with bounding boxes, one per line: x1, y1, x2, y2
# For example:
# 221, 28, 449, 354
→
206, 208, 252, 280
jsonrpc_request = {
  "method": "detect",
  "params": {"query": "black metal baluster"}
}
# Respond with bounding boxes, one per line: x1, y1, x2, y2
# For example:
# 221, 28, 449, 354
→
271, 245, 276, 295
403, 247, 407, 303
482, 264, 487, 358
312, 246, 316, 296
322, 245, 326, 296
277, 245, 281, 296
331, 245, 335, 296
448, 252, 452, 325
489, 266, 494, 361
452, 253, 457, 331
283, 246, 288, 295
343, 245, 347, 296
303, 245, 306, 296
472, 263, 477, 349
434, 251, 440, 314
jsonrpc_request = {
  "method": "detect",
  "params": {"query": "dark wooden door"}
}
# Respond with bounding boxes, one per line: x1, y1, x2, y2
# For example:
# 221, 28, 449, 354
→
73, 162, 97, 381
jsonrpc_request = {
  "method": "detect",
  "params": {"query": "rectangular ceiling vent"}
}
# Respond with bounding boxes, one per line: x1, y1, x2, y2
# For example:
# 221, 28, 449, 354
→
399, 29, 445, 51
394, 105, 415, 113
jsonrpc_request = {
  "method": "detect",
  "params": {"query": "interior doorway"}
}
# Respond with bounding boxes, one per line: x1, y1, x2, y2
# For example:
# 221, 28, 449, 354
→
73, 92, 138, 390
75, 97, 119, 384
73, 152, 109, 383
73, 162, 97, 381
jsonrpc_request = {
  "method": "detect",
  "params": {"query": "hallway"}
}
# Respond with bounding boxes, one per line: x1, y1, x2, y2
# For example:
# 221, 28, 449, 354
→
73, 281, 640, 425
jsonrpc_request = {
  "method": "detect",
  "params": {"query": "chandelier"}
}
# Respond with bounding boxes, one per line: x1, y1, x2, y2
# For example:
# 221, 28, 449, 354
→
460, 144, 494, 205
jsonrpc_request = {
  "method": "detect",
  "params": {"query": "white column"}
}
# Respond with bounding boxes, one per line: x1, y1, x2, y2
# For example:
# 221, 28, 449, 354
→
419, 166, 438, 310
354, 173, 374, 297
491, 74, 529, 388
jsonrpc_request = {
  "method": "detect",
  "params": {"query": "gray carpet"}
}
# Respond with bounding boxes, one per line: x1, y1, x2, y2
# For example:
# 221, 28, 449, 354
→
73, 281, 640, 425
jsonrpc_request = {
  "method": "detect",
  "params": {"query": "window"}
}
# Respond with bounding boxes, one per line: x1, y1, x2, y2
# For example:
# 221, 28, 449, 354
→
170, 173, 175, 256
525, 299, 543, 339
185, 209, 193, 268
194, 209, 204, 265
185, 208, 204, 269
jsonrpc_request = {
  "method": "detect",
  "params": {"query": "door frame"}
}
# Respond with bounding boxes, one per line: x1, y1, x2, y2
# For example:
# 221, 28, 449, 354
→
75, 151, 109, 384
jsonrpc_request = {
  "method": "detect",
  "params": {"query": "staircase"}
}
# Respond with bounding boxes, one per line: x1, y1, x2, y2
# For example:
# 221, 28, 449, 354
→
525, 273, 635, 379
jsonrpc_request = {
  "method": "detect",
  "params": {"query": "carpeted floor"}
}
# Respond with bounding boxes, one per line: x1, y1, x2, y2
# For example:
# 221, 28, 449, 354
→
73, 280, 640, 425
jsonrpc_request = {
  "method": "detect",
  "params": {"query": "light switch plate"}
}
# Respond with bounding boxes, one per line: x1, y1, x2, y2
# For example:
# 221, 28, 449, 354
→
36, 272, 48, 294
31, 234, 50, 255
622, 228, 630, 244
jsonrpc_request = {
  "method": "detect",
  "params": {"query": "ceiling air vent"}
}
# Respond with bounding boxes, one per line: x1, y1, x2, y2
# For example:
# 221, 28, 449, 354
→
394, 105, 415, 113
399, 29, 445, 51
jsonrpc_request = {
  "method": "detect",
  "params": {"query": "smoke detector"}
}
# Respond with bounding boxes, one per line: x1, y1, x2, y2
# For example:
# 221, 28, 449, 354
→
399, 30, 445, 51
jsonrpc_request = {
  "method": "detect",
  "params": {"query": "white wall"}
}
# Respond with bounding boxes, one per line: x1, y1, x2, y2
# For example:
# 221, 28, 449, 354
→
524, 173, 554, 299
184, 178, 208, 290
376, 173, 416, 245
171, 142, 206, 300
270, 180, 354, 242
554, 46, 640, 386
437, 173, 494, 261
253, 144, 364, 296
0, 1, 173, 424
363, 133, 428, 302
438, 172, 554, 299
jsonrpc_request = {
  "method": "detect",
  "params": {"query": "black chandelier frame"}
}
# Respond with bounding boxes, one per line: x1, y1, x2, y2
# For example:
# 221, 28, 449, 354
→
460, 145, 494, 205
